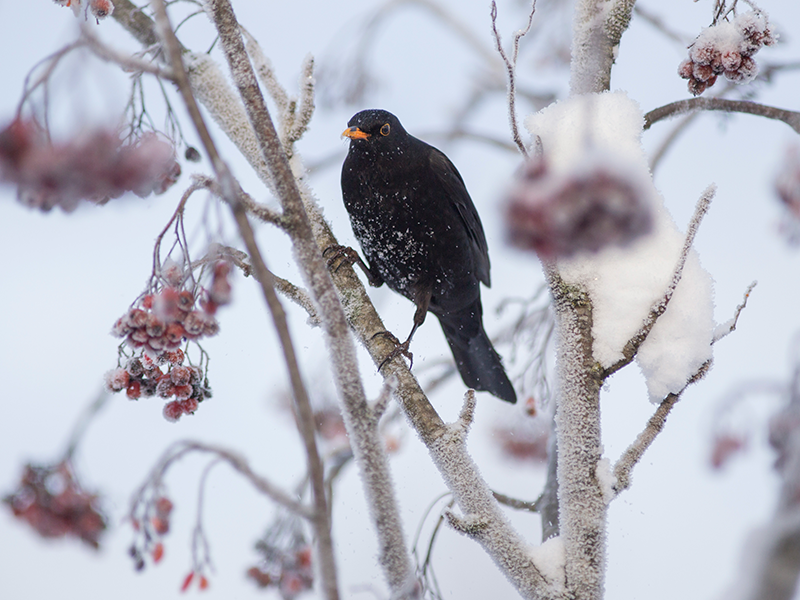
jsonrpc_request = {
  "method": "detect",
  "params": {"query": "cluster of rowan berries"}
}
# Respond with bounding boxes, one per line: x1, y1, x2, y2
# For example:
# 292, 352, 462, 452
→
0, 118, 180, 212
505, 156, 653, 259
129, 495, 173, 571
248, 546, 314, 598
52, 0, 113, 21
111, 286, 221, 356
105, 350, 211, 422
3, 461, 107, 549
679, 11, 777, 96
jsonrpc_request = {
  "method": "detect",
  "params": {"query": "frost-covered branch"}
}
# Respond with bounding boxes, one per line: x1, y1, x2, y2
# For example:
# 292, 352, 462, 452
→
199, 1, 419, 596
644, 98, 800, 135
603, 184, 715, 378
549, 278, 605, 600
149, 2, 341, 597
570, 0, 636, 94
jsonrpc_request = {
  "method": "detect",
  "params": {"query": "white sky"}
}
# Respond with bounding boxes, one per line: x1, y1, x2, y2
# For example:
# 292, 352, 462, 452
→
1, 1, 799, 599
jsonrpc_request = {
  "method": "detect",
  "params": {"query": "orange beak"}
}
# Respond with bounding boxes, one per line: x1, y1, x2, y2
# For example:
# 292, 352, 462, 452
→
342, 126, 370, 140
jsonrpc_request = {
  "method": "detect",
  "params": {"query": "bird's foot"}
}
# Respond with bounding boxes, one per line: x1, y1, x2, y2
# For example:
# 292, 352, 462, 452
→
372, 330, 414, 371
322, 244, 359, 273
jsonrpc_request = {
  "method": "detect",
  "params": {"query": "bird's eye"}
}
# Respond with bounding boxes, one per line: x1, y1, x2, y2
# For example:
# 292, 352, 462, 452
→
380, 123, 391, 136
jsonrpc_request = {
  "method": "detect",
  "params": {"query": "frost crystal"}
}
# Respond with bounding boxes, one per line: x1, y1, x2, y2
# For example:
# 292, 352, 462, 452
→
526, 92, 715, 400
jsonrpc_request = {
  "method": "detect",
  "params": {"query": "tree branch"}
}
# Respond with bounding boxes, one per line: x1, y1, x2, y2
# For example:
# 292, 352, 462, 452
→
149, 2, 341, 598
644, 98, 800, 134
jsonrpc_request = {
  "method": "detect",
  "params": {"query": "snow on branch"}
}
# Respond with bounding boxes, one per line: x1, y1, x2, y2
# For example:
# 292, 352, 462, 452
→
644, 97, 800, 135
603, 184, 716, 378
490, 0, 536, 157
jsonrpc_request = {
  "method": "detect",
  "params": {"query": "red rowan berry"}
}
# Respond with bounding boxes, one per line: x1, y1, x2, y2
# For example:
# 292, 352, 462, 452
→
105, 368, 130, 392
163, 401, 183, 422
180, 572, 195, 592
173, 384, 193, 399
156, 378, 175, 398
126, 357, 144, 377
177, 290, 195, 313
170, 366, 192, 386
152, 542, 164, 564
164, 322, 186, 345
166, 349, 185, 365
126, 380, 142, 400
90, 0, 114, 20
128, 308, 148, 329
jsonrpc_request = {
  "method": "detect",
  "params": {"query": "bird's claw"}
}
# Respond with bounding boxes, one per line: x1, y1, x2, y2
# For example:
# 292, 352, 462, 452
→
323, 244, 359, 273
372, 330, 414, 371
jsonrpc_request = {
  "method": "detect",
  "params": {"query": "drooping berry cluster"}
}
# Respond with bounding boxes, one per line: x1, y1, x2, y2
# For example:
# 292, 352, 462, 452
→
111, 287, 220, 356
505, 156, 653, 259
129, 495, 173, 571
0, 119, 180, 212
105, 351, 211, 422
679, 11, 776, 96
248, 513, 314, 598
107, 261, 233, 420
3, 461, 107, 549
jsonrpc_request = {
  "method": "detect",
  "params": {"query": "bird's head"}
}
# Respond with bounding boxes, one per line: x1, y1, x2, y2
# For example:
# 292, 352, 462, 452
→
342, 110, 408, 150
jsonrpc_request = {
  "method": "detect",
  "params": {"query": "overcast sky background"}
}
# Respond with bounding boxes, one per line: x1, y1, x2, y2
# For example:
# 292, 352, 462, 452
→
1, 0, 800, 599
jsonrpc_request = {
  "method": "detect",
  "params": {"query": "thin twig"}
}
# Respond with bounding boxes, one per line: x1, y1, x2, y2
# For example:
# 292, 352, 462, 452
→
489, 0, 536, 158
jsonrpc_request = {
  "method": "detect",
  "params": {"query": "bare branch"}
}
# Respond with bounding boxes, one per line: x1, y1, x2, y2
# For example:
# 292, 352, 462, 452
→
644, 98, 800, 134
489, 0, 536, 158
603, 184, 716, 378
149, 3, 341, 597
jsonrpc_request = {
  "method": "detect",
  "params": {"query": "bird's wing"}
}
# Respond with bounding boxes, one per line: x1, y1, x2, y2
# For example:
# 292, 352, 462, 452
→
429, 148, 491, 287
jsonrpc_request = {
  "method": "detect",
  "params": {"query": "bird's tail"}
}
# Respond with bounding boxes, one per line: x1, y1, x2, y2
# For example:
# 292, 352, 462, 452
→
437, 301, 517, 404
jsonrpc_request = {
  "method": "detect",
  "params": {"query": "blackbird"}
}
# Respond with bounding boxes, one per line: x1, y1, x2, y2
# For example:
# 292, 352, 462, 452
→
339, 109, 516, 403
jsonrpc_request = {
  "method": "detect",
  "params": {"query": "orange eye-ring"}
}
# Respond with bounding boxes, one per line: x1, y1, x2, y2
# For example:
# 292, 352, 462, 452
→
380, 123, 390, 136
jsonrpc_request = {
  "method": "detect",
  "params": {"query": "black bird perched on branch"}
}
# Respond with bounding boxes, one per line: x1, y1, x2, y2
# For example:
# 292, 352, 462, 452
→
338, 109, 516, 404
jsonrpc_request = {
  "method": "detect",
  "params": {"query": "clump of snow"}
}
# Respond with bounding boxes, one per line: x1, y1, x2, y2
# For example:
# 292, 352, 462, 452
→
526, 92, 715, 400
529, 535, 565, 588
595, 458, 616, 504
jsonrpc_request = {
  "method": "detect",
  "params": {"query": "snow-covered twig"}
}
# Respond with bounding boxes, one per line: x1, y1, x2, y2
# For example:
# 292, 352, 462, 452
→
644, 98, 800, 135
490, 0, 536, 158
604, 184, 716, 378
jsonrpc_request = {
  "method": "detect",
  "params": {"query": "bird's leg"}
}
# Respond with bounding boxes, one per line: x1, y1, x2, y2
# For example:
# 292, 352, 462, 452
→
374, 289, 431, 372
323, 244, 383, 287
